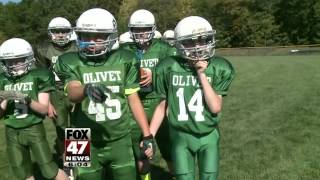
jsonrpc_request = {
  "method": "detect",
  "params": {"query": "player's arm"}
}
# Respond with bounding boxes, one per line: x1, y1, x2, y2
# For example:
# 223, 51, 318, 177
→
128, 92, 151, 137
196, 61, 222, 114
66, 81, 108, 104
0, 99, 8, 118
128, 92, 155, 159
66, 80, 85, 103
28, 92, 50, 115
149, 99, 167, 136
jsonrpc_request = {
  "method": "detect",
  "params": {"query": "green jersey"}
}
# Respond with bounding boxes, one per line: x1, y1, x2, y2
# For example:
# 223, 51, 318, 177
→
35, 42, 77, 87
54, 50, 140, 142
0, 69, 55, 128
155, 56, 235, 135
120, 39, 176, 99
35, 41, 77, 69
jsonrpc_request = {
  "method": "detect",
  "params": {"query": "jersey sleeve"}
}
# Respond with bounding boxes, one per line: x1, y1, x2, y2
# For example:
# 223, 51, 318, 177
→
213, 59, 235, 96
37, 70, 55, 93
154, 60, 169, 99
54, 55, 79, 84
0, 76, 5, 90
124, 53, 140, 95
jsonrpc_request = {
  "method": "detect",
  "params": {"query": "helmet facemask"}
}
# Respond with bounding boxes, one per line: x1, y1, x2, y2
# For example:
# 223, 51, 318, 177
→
0, 54, 35, 77
48, 28, 72, 46
129, 26, 155, 46
77, 32, 118, 58
176, 31, 216, 63
165, 38, 175, 46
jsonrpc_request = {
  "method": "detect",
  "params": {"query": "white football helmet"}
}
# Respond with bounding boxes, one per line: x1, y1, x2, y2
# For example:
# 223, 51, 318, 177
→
175, 16, 216, 61
154, 30, 162, 39
128, 9, 156, 45
0, 38, 35, 77
119, 31, 134, 44
48, 17, 73, 46
162, 30, 175, 46
74, 8, 118, 58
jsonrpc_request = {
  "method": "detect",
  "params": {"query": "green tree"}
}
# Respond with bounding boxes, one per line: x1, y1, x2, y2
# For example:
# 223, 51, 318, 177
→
275, 0, 320, 44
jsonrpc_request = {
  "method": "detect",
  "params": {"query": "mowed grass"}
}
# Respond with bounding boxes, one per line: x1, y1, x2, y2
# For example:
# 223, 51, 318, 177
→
219, 55, 320, 180
0, 55, 319, 180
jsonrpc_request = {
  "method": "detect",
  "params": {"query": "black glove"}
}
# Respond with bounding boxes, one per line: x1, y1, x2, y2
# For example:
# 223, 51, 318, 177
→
83, 84, 108, 103
140, 135, 156, 159
22, 96, 32, 105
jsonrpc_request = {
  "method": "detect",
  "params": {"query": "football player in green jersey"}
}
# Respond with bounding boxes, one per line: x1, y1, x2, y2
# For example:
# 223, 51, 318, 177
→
35, 17, 77, 170
36, 17, 77, 69
54, 8, 155, 180
150, 16, 235, 180
121, 9, 176, 179
0, 38, 68, 180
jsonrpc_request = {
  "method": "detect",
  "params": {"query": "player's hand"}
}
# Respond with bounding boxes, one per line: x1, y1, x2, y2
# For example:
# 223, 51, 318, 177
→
140, 135, 156, 159
194, 60, 208, 74
48, 102, 57, 118
0, 90, 32, 105
20, 95, 32, 106
140, 68, 152, 87
83, 84, 108, 103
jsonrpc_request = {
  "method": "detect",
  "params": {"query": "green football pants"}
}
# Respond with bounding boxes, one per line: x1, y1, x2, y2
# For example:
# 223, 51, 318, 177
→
170, 127, 220, 180
6, 123, 59, 179
50, 90, 72, 161
75, 133, 136, 180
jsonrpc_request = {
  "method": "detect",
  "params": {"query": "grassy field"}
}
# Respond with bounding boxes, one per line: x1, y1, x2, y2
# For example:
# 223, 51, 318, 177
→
0, 55, 320, 180
219, 55, 320, 180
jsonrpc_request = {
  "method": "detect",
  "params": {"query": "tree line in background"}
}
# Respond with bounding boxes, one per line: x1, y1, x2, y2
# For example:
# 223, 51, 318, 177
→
0, 0, 319, 47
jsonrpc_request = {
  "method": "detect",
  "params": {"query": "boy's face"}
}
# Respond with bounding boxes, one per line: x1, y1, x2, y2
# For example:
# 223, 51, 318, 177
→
78, 32, 109, 55
179, 35, 214, 62
51, 29, 71, 39
4, 58, 28, 76
181, 35, 212, 48
130, 27, 154, 45
49, 28, 71, 45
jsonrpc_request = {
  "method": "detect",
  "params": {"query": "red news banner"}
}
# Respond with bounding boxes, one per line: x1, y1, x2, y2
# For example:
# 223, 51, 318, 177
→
64, 128, 91, 167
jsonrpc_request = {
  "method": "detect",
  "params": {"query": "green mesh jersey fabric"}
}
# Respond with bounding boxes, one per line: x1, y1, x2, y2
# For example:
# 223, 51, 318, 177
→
0, 69, 55, 128
155, 56, 235, 135
55, 49, 140, 142
120, 39, 177, 99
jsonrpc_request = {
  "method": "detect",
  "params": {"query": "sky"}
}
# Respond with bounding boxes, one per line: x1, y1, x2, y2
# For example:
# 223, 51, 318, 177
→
0, 0, 21, 4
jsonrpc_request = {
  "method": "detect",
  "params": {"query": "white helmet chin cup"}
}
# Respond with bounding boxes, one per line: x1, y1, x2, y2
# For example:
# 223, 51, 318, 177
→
48, 17, 72, 46
74, 8, 118, 58
128, 9, 156, 45
175, 16, 216, 61
0, 38, 35, 77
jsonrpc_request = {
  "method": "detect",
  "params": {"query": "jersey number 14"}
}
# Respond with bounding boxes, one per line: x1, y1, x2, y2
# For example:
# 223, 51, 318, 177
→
176, 88, 205, 122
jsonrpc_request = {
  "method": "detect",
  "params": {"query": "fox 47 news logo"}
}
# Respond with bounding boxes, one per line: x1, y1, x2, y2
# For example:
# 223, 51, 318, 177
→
64, 128, 91, 167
